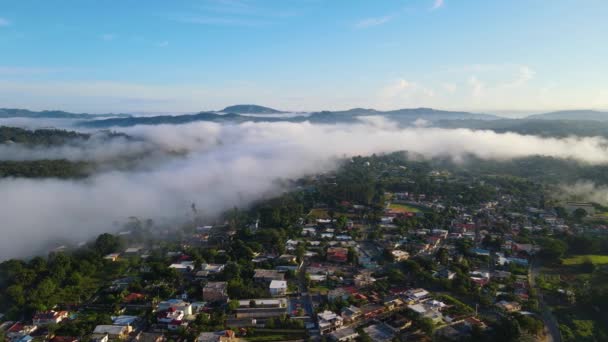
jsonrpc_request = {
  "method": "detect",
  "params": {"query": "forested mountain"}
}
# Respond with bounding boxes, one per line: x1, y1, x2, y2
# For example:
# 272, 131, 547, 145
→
220, 104, 285, 114
526, 110, 608, 121
0, 126, 90, 145
0, 108, 131, 119
80, 107, 499, 128
435, 119, 608, 138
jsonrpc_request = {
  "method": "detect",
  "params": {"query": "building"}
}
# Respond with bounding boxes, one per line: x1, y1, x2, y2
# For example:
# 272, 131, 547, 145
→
496, 300, 521, 313
391, 250, 409, 261
91, 325, 130, 341
157, 308, 184, 324
565, 202, 595, 216
253, 269, 285, 283
318, 310, 343, 334
157, 299, 193, 316
33, 310, 69, 326
234, 298, 287, 319
340, 305, 362, 323
133, 332, 165, 342
203, 282, 229, 303
354, 272, 376, 288
269, 280, 287, 297
328, 327, 359, 341
103, 253, 120, 262
327, 247, 348, 263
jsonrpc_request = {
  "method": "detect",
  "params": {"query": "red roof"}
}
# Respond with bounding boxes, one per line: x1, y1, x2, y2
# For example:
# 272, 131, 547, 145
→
8, 323, 25, 333
124, 293, 145, 302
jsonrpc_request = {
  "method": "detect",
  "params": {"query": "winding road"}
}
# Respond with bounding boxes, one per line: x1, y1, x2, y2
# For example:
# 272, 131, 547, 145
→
529, 260, 561, 342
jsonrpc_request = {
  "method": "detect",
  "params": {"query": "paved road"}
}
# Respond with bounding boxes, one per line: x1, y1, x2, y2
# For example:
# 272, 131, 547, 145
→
529, 260, 561, 342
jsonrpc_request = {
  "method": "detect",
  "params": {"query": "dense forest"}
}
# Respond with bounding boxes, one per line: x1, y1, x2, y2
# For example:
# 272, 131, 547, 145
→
0, 127, 90, 146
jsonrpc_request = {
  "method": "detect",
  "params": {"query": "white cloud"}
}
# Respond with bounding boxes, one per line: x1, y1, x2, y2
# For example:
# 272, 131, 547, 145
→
432, 0, 445, 10
4, 119, 608, 259
468, 76, 485, 98
498, 65, 536, 89
355, 15, 393, 29
378, 78, 435, 109
0, 17, 10, 27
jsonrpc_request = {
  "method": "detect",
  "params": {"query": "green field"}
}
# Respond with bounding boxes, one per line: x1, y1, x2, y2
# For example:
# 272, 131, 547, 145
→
562, 255, 608, 265
388, 203, 422, 213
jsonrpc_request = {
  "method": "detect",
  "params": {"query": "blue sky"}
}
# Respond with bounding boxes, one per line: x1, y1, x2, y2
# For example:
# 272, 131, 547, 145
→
0, 0, 607, 114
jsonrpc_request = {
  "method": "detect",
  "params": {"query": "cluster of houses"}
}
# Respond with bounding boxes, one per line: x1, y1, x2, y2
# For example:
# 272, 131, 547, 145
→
2, 175, 580, 342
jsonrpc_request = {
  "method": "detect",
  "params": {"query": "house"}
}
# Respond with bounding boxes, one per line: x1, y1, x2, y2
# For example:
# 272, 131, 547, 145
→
341, 305, 362, 323
318, 310, 343, 334
203, 282, 229, 303
91, 325, 130, 341
50, 337, 79, 342
169, 261, 195, 273
195, 264, 226, 279
391, 250, 410, 261
157, 307, 185, 324
361, 303, 385, 319
269, 280, 287, 297
354, 271, 376, 288
253, 269, 285, 283
405, 288, 429, 303
435, 268, 456, 280
407, 304, 443, 323
496, 300, 521, 313
123, 292, 145, 303
167, 320, 188, 331
385, 315, 413, 332
234, 298, 287, 319
328, 327, 359, 341
133, 332, 165, 342
112, 315, 139, 326
328, 287, 350, 302
278, 254, 297, 263
33, 310, 69, 325
363, 323, 396, 342
327, 247, 348, 263
157, 299, 193, 316
6, 323, 37, 341
103, 253, 120, 262
123, 247, 143, 256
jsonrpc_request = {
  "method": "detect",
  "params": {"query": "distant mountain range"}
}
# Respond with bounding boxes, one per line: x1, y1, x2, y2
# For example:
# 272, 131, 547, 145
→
0, 108, 131, 119
78, 106, 501, 128
218, 104, 285, 114
525, 110, 608, 121
2, 105, 608, 128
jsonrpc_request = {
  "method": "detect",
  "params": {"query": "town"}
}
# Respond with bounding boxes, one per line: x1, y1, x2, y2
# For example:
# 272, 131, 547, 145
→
1, 153, 608, 342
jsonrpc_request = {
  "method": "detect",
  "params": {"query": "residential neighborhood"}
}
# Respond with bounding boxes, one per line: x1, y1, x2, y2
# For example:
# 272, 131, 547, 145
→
1, 154, 608, 342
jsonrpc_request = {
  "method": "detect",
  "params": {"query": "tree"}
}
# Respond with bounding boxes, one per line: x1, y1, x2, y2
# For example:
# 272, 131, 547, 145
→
228, 299, 240, 311
572, 208, 588, 222
94, 233, 121, 255
539, 238, 567, 262
580, 257, 595, 273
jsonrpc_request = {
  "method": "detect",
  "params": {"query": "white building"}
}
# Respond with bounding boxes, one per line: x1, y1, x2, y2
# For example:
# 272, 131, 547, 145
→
269, 280, 287, 297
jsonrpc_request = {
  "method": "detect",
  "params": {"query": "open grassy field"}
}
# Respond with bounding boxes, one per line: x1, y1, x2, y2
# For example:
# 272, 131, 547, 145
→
388, 203, 421, 213
308, 208, 329, 218
562, 254, 608, 265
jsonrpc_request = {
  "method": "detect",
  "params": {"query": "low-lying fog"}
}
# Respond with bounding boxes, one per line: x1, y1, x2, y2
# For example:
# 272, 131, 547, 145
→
2, 116, 608, 259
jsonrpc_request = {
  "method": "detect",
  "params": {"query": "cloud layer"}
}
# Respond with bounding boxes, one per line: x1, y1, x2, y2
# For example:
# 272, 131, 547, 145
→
3, 118, 608, 259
